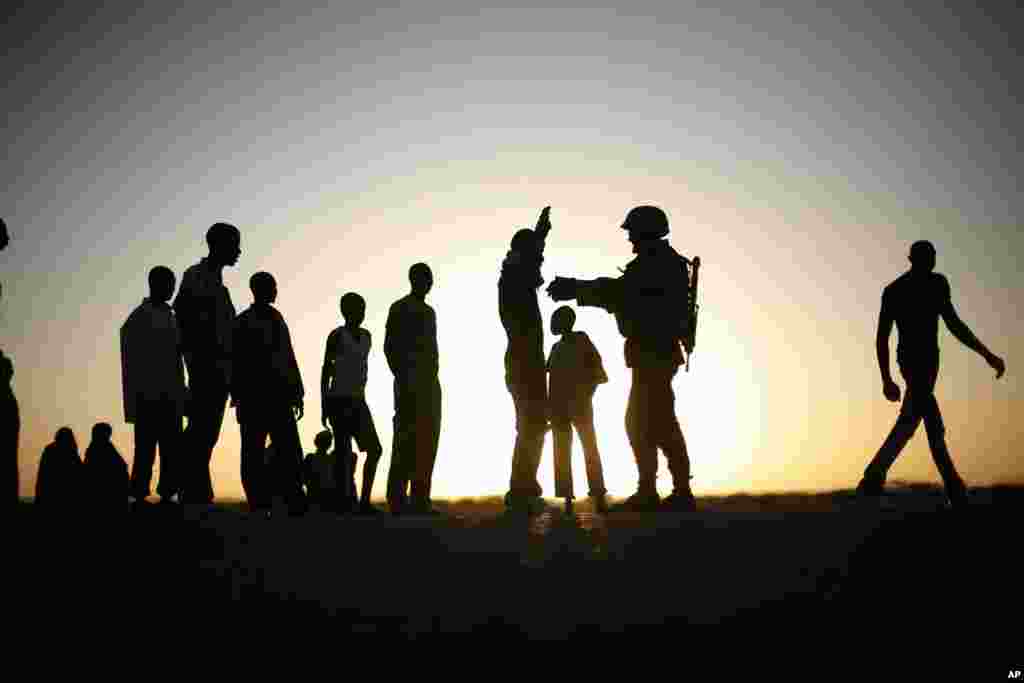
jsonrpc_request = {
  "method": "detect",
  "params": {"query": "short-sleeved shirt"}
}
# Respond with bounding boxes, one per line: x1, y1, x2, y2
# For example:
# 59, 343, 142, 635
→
882, 271, 951, 365
324, 326, 370, 398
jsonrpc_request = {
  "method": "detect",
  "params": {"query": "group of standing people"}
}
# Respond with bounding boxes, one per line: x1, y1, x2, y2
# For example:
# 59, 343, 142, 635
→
4, 203, 1010, 514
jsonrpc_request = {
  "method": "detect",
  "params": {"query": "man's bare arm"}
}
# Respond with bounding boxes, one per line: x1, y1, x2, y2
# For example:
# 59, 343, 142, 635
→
942, 301, 1006, 378
876, 302, 895, 387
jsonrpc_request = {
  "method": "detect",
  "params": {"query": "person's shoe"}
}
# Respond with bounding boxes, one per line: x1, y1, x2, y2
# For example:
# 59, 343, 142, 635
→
609, 491, 661, 513
592, 495, 609, 515
855, 476, 885, 498
564, 498, 574, 515
660, 490, 697, 512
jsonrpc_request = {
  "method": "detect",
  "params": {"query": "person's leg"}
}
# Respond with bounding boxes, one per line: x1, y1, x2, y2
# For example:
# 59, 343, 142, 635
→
410, 378, 442, 509
862, 366, 925, 489
386, 378, 413, 512
552, 418, 573, 501
913, 365, 966, 504
327, 397, 355, 513
651, 367, 692, 497
625, 367, 659, 499
154, 402, 183, 501
267, 404, 306, 514
508, 378, 546, 502
354, 398, 383, 510
130, 407, 158, 500
574, 408, 607, 500
182, 361, 228, 503
239, 417, 269, 512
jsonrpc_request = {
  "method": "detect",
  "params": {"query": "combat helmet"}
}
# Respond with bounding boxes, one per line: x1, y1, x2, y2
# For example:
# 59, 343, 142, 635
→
621, 205, 669, 239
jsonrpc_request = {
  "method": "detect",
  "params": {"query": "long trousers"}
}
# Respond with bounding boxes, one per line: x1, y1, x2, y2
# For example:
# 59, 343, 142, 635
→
130, 398, 182, 500
864, 360, 963, 493
386, 375, 441, 508
506, 377, 547, 499
239, 403, 306, 512
182, 359, 228, 503
625, 365, 691, 494
552, 401, 606, 499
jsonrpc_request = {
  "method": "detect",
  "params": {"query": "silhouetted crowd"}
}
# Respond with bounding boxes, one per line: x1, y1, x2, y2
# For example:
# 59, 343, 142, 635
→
4, 206, 1008, 517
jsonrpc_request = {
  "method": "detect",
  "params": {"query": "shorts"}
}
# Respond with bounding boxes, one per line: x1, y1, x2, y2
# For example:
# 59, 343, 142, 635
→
326, 395, 382, 455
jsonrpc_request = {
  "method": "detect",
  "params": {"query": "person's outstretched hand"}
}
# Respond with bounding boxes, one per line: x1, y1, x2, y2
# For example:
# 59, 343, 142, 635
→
883, 379, 901, 403
546, 276, 579, 302
535, 206, 552, 239
987, 353, 1006, 379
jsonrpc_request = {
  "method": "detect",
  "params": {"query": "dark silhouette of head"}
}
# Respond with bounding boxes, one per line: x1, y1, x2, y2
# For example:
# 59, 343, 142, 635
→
622, 206, 670, 246
250, 272, 277, 305
0, 217, 8, 250
409, 263, 433, 299
91, 422, 113, 443
148, 266, 176, 303
551, 305, 576, 336
909, 240, 937, 273
340, 292, 366, 327
206, 222, 241, 267
314, 430, 333, 453
0, 352, 12, 384
510, 228, 542, 257
54, 427, 77, 452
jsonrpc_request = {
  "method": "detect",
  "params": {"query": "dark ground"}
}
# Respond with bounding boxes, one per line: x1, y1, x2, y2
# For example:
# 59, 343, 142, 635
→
13, 484, 1023, 643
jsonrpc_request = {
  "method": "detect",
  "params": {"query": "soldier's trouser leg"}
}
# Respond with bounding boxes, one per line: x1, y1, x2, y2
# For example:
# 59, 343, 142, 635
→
411, 378, 441, 505
182, 362, 227, 503
628, 366, 691, 494
574, 412, 607, 498
552, 420, 574, 499
508, 380, 546, 499
239, 418, 270, 510
864, 362, 936, 483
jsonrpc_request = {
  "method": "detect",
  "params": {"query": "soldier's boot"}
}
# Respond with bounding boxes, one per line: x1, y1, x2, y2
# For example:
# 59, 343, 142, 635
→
609, 487, 661, 513
660, 489, 697, 512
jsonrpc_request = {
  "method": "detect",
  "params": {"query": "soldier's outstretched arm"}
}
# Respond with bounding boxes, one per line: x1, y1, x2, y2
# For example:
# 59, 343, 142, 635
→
546, 276, 621, 313
941, 299, 1005, 378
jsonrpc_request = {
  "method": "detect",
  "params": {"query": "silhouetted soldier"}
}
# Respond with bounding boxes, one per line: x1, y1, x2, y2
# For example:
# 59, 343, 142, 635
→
121, 266, 186, 505
857, 240, 1006, 507
2, 353, 18, 505
232, 272, 306, 516
83, 423, 130, 509
547, 305, 609, 515
500, 207, 552, 515
173, 222, 240, 504
36, 427, 83, 507
384, 263, 441, 515
321, 292, 384, 514
548, 206, 697, 512
303, 430, 338, 511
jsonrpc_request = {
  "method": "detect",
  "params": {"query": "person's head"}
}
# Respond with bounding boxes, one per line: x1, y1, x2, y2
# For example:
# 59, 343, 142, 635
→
148, 266, 176, 303
249, 271, 277, 305
340, 292, 366, 327
206, 222, 241, 267
314, 430, 333, 453
551, 305, 576, 336
91, 422, 113, 443
510, 228, 542, 258
622, 206, 669, 252
909, 240, 937, 273
0, 352, 12, 384
409, 262, 433, 298
54, 427, 77, 451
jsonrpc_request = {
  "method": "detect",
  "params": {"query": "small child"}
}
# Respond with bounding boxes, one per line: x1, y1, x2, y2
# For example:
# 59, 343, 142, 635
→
36, 426, 83, 508
547, 306, 609, 514
83, 422, 130, 509
321, 292, 383, 514
303, 430, 338, 510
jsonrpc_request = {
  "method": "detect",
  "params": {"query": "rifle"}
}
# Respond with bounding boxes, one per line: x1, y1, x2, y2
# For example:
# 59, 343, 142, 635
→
682, 256, 700, 372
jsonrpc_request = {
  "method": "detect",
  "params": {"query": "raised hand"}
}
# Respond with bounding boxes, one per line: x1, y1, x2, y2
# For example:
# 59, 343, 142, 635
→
534, 206, 552, 239
987, 353, 1006, 379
